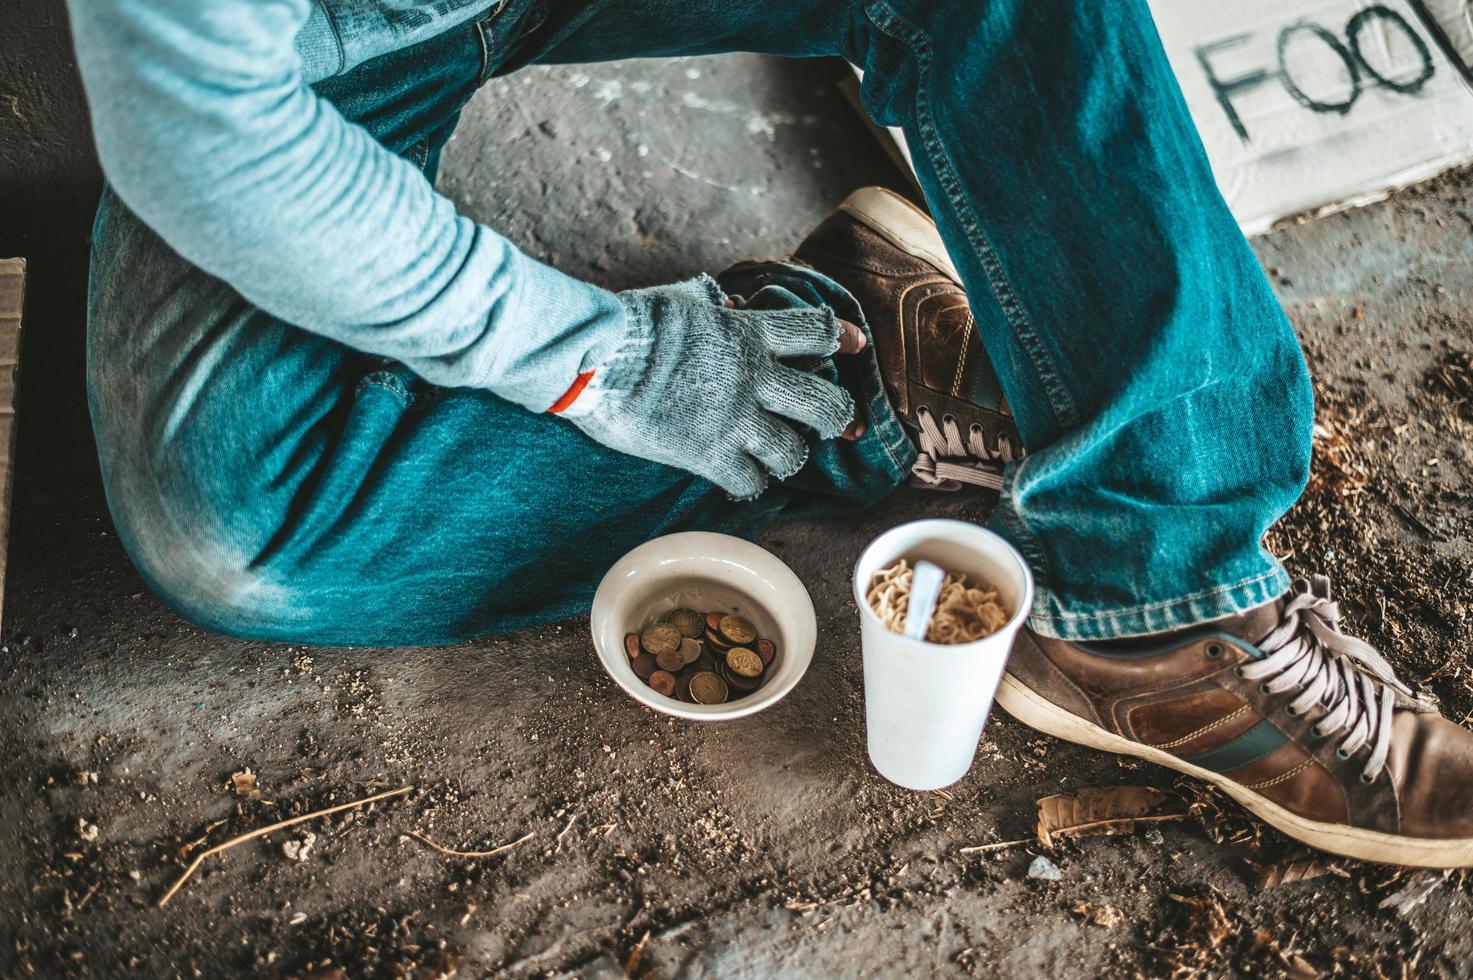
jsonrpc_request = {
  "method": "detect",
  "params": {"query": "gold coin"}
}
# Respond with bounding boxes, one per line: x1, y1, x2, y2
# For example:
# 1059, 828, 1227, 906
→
641, 622, 682, 657
668, 608, 705, 638
725, 646, 763, 679
718, 614, 757, 646
721, 661, 761, 693
679, 637, 703, 665
689, 671, 729, 705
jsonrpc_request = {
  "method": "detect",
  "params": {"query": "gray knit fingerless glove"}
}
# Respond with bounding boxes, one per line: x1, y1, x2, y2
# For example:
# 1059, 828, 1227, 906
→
558, 275, 855, 499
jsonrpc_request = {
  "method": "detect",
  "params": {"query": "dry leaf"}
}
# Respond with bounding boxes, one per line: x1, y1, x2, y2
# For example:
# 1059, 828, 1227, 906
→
230, 769, 262, 800
1286, 954, 1320, 980
1249, 855, 1348, 890
1035, 785, 1179, 847
1169, 892, 1232, 950
1378, 870, 1451, 917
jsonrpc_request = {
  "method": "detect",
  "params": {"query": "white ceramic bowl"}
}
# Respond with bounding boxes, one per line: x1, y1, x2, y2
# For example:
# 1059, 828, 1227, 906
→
590, 531, 817, 720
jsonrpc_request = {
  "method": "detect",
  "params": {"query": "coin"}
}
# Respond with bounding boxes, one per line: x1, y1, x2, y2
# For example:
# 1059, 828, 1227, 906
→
648, 670, 677, 697
624, 633, 643, 661
655, 647, 685, 672
632, 653, 658, 680
641, 622, 683, 658
674, 664, 698, 701
721, 661, 761, 693
705, 627, 733, 651
689, 671, 729, 705
755, 638, 776, 666
726, 647, 763, 679
668, 608, 705, 638
718, 614, 757, 646
679, 637, 702, 665
705, 611, 724, 632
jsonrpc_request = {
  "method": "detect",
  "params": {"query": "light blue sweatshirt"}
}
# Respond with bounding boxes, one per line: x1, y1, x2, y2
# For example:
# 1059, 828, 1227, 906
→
68, 0, 627, 412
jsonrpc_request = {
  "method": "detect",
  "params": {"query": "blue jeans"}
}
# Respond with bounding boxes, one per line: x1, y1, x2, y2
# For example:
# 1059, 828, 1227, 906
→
86, 0, 1313, 645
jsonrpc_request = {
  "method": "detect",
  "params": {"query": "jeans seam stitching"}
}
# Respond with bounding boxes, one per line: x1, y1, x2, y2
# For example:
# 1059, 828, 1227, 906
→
318, 5, 347, 76
358, 374, 414, 406
480, 3, 509, 83
993, 450, 1054, 615
862, 0, 1078, 432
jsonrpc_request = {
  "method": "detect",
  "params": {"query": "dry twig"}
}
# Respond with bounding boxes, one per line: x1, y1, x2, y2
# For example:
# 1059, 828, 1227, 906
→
157, 785, 412, 908
958, 837, 1033, 855
405, 829, 534, 859
623, 930, 651, 978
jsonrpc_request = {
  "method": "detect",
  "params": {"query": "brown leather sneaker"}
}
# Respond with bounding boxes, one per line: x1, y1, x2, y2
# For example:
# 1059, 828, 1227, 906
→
997, 575, 1473, 867
795, 187, 1022, 491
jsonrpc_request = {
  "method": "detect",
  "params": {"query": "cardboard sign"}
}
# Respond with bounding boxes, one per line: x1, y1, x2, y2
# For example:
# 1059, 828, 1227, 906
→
857, 0, 1473, 235
1154, 0, 1473, 233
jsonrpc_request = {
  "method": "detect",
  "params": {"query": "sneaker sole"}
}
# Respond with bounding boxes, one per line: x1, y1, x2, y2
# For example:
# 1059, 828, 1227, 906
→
839, 187, 962, 285
995, 672, 1473, 868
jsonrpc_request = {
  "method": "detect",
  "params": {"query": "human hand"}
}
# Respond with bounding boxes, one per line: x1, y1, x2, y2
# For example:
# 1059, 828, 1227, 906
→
560, 275, 865, 498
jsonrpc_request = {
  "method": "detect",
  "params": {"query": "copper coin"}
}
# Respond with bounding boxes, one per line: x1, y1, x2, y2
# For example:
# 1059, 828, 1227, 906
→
668, 608, 705, 639
718, 614, 757, 646
624, 633, 643, 661
755, 638, 776, 666
632, 653, 658, 680
705, 611, 724, 632
656, 647, 685, 673
705, 627, 733, 651
679, 637, 703, 665
726, 647, 763, 679
689, 671, 729, 705
648, 670, 677, 697
721, 661, 761, 693
641, 622, 683, 658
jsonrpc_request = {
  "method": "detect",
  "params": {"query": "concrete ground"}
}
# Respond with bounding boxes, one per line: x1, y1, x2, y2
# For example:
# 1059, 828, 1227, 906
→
4, 52, 1473, 978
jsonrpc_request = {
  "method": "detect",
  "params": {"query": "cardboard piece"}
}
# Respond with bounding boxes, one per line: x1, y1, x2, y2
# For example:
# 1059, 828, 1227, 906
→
854, 0, 1473, 235
0, 259, 21, 627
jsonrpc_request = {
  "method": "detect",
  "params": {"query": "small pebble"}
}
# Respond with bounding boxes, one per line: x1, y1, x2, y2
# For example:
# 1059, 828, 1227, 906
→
1027, 855, 1062, 881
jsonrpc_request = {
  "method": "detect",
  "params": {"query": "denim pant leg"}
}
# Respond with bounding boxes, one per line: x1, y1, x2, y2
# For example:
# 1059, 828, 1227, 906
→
844, 0, 1313, 639
513, 0, 1314, 639
85, 17, 909, 647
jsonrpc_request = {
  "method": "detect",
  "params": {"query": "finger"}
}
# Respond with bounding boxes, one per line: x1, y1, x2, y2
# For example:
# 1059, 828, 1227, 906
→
746, 306, 841, 359
841, 416, 867, 441
741, 413, 811, 482
754, 363, 855, 440
836, 318, 867, 355
708, 453, 768, 501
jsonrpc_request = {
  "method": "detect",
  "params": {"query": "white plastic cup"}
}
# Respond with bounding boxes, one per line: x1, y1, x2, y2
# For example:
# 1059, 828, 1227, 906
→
853, 519, 1035, 790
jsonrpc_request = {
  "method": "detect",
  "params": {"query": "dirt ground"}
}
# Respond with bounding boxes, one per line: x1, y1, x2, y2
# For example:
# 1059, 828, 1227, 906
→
4, 54, 1473, 979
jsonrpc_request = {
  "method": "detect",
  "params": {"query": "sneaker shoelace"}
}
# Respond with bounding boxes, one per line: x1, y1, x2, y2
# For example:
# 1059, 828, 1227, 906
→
911, 406, 1017, 491
1241, 575, 1414, 784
